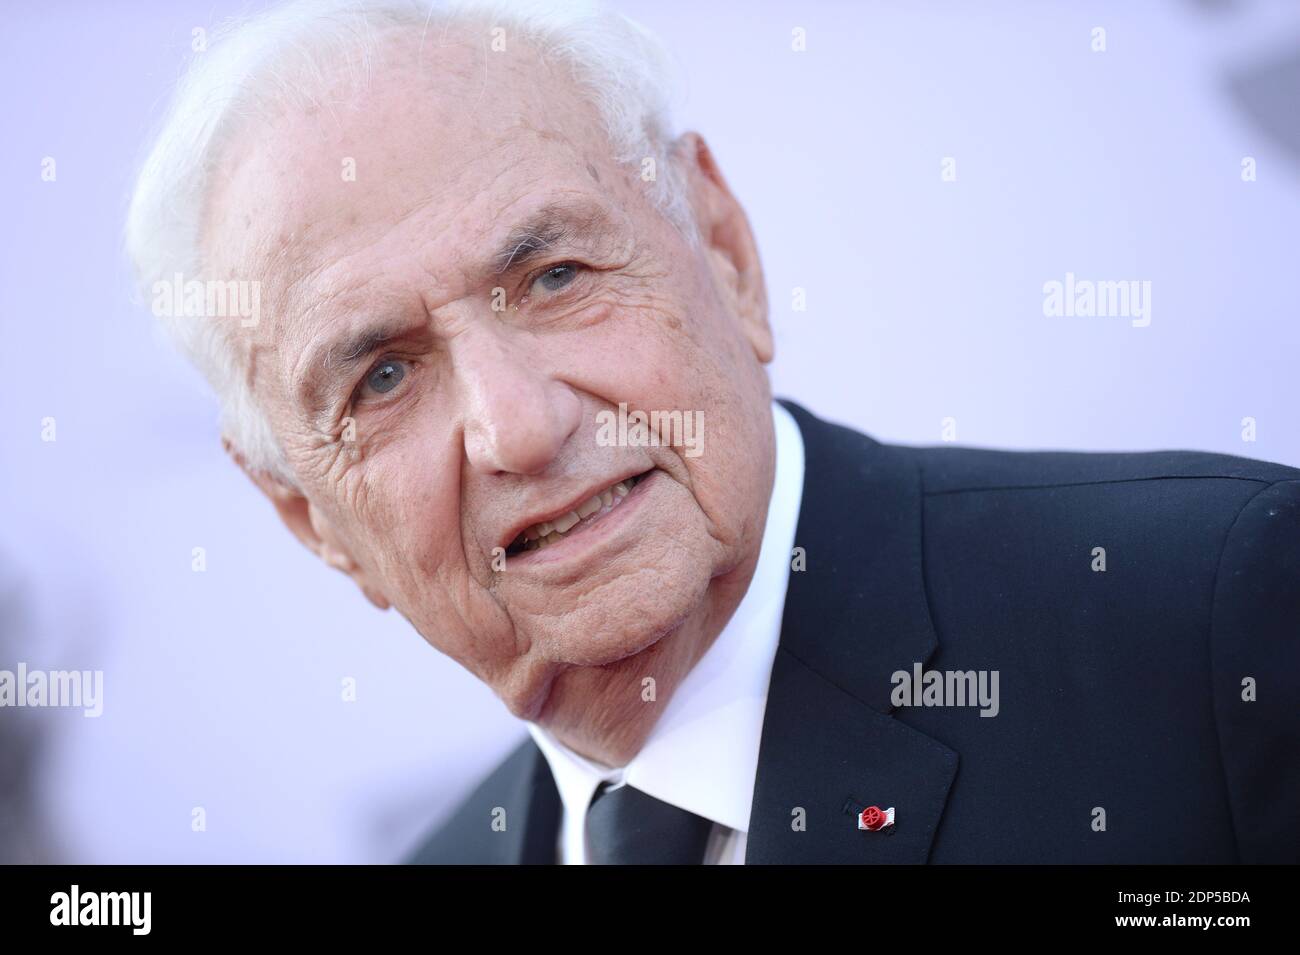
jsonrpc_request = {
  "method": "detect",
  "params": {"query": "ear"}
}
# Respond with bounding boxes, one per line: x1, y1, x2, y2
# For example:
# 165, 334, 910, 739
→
224, 437, 391, 611
675, 131, 773, 363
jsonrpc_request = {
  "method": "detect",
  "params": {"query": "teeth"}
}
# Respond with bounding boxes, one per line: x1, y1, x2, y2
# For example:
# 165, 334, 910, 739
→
512, 473, 648, 552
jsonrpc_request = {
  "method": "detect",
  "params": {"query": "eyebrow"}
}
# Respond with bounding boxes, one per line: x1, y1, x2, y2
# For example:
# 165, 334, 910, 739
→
489, 200, 620, 275
296, 199, 622, 417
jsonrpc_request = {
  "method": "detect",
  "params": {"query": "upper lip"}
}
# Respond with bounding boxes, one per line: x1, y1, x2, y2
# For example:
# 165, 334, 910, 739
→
497, 468, 650, 553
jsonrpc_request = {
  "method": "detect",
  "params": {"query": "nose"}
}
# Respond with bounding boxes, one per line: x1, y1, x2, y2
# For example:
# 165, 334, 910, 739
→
456, 327, 581, 476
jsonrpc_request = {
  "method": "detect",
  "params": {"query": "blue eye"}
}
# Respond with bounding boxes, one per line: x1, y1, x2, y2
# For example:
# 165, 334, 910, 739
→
533, 263, 581, 294
365, 359, 406, 394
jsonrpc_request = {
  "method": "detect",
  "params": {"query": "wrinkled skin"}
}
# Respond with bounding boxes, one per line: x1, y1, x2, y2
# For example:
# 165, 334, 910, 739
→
201, 29, 775, 766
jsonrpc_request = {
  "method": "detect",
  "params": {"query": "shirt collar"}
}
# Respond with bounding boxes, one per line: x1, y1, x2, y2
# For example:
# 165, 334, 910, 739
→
527, 399, 805, 835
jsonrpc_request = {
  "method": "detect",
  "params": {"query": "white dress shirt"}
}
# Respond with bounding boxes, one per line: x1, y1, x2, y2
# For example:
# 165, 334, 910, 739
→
526, 400, 805, 864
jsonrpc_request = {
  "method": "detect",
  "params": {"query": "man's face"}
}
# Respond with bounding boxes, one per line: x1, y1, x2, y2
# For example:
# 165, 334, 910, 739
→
203, 33, 774, 764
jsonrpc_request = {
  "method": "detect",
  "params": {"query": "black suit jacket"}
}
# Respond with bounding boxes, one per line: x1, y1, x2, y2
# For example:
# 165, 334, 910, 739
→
409, 400, 1300, 864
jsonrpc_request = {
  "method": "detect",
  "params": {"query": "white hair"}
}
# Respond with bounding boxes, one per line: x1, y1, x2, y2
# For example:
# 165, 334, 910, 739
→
125, 0, 693, 484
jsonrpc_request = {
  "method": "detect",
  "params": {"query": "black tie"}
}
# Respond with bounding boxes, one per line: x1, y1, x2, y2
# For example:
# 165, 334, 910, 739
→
585, 782, 714, 865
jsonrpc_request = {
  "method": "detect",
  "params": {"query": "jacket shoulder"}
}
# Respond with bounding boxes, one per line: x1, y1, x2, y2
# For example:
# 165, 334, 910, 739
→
776, 398, 1300, 492
405, 737, 540, 865
1209, 477, 1300, 862
902, 443, 1300, 494
901, 442, 1300, 862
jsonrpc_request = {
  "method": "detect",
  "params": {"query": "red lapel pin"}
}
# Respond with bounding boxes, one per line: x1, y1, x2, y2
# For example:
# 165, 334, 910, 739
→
858, 805, 896, 832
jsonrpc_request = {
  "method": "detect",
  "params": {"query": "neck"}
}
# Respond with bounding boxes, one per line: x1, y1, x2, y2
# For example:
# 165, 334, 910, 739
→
537, 550, 761, 767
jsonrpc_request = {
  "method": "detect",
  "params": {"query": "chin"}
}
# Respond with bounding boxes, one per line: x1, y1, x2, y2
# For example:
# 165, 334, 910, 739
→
541, 557, 710, 668
538, 646, 688, 764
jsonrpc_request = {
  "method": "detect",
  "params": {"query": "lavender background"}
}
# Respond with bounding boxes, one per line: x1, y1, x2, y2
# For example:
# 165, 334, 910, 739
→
1, 0, 1297, 862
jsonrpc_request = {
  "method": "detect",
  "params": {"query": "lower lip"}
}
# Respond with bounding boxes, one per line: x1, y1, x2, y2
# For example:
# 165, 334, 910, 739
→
508, 470, 658, 567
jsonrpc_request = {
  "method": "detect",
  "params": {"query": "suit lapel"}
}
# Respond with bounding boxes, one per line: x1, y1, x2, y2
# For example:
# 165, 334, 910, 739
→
745, 401, 958, 863
502, 744, 563, 865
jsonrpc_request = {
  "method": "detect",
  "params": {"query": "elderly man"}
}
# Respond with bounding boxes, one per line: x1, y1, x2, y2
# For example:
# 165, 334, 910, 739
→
127, 0, 1299, 865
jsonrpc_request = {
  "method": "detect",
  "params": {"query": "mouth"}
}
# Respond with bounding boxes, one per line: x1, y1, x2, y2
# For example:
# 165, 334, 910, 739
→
504, 469, 654, 557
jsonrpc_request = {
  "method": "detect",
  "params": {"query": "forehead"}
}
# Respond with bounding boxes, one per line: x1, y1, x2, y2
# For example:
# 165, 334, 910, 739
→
202, 31, 627, 338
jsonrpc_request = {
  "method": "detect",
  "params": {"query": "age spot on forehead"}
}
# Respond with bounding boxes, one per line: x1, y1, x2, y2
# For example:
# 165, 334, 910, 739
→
586, 161, 601, 183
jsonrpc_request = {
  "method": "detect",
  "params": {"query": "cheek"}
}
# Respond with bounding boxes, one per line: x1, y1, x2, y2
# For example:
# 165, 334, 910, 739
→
570, 307, 770, 555
354, 447, 457, 583
624, 288, 773, 551
336, 419, 520, 671
566, 284, 716, 406
324, 406, 457, 590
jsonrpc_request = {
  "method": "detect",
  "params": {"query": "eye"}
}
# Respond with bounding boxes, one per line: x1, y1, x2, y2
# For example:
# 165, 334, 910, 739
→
363, 358, 407, 395
531, 262, 583, 295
